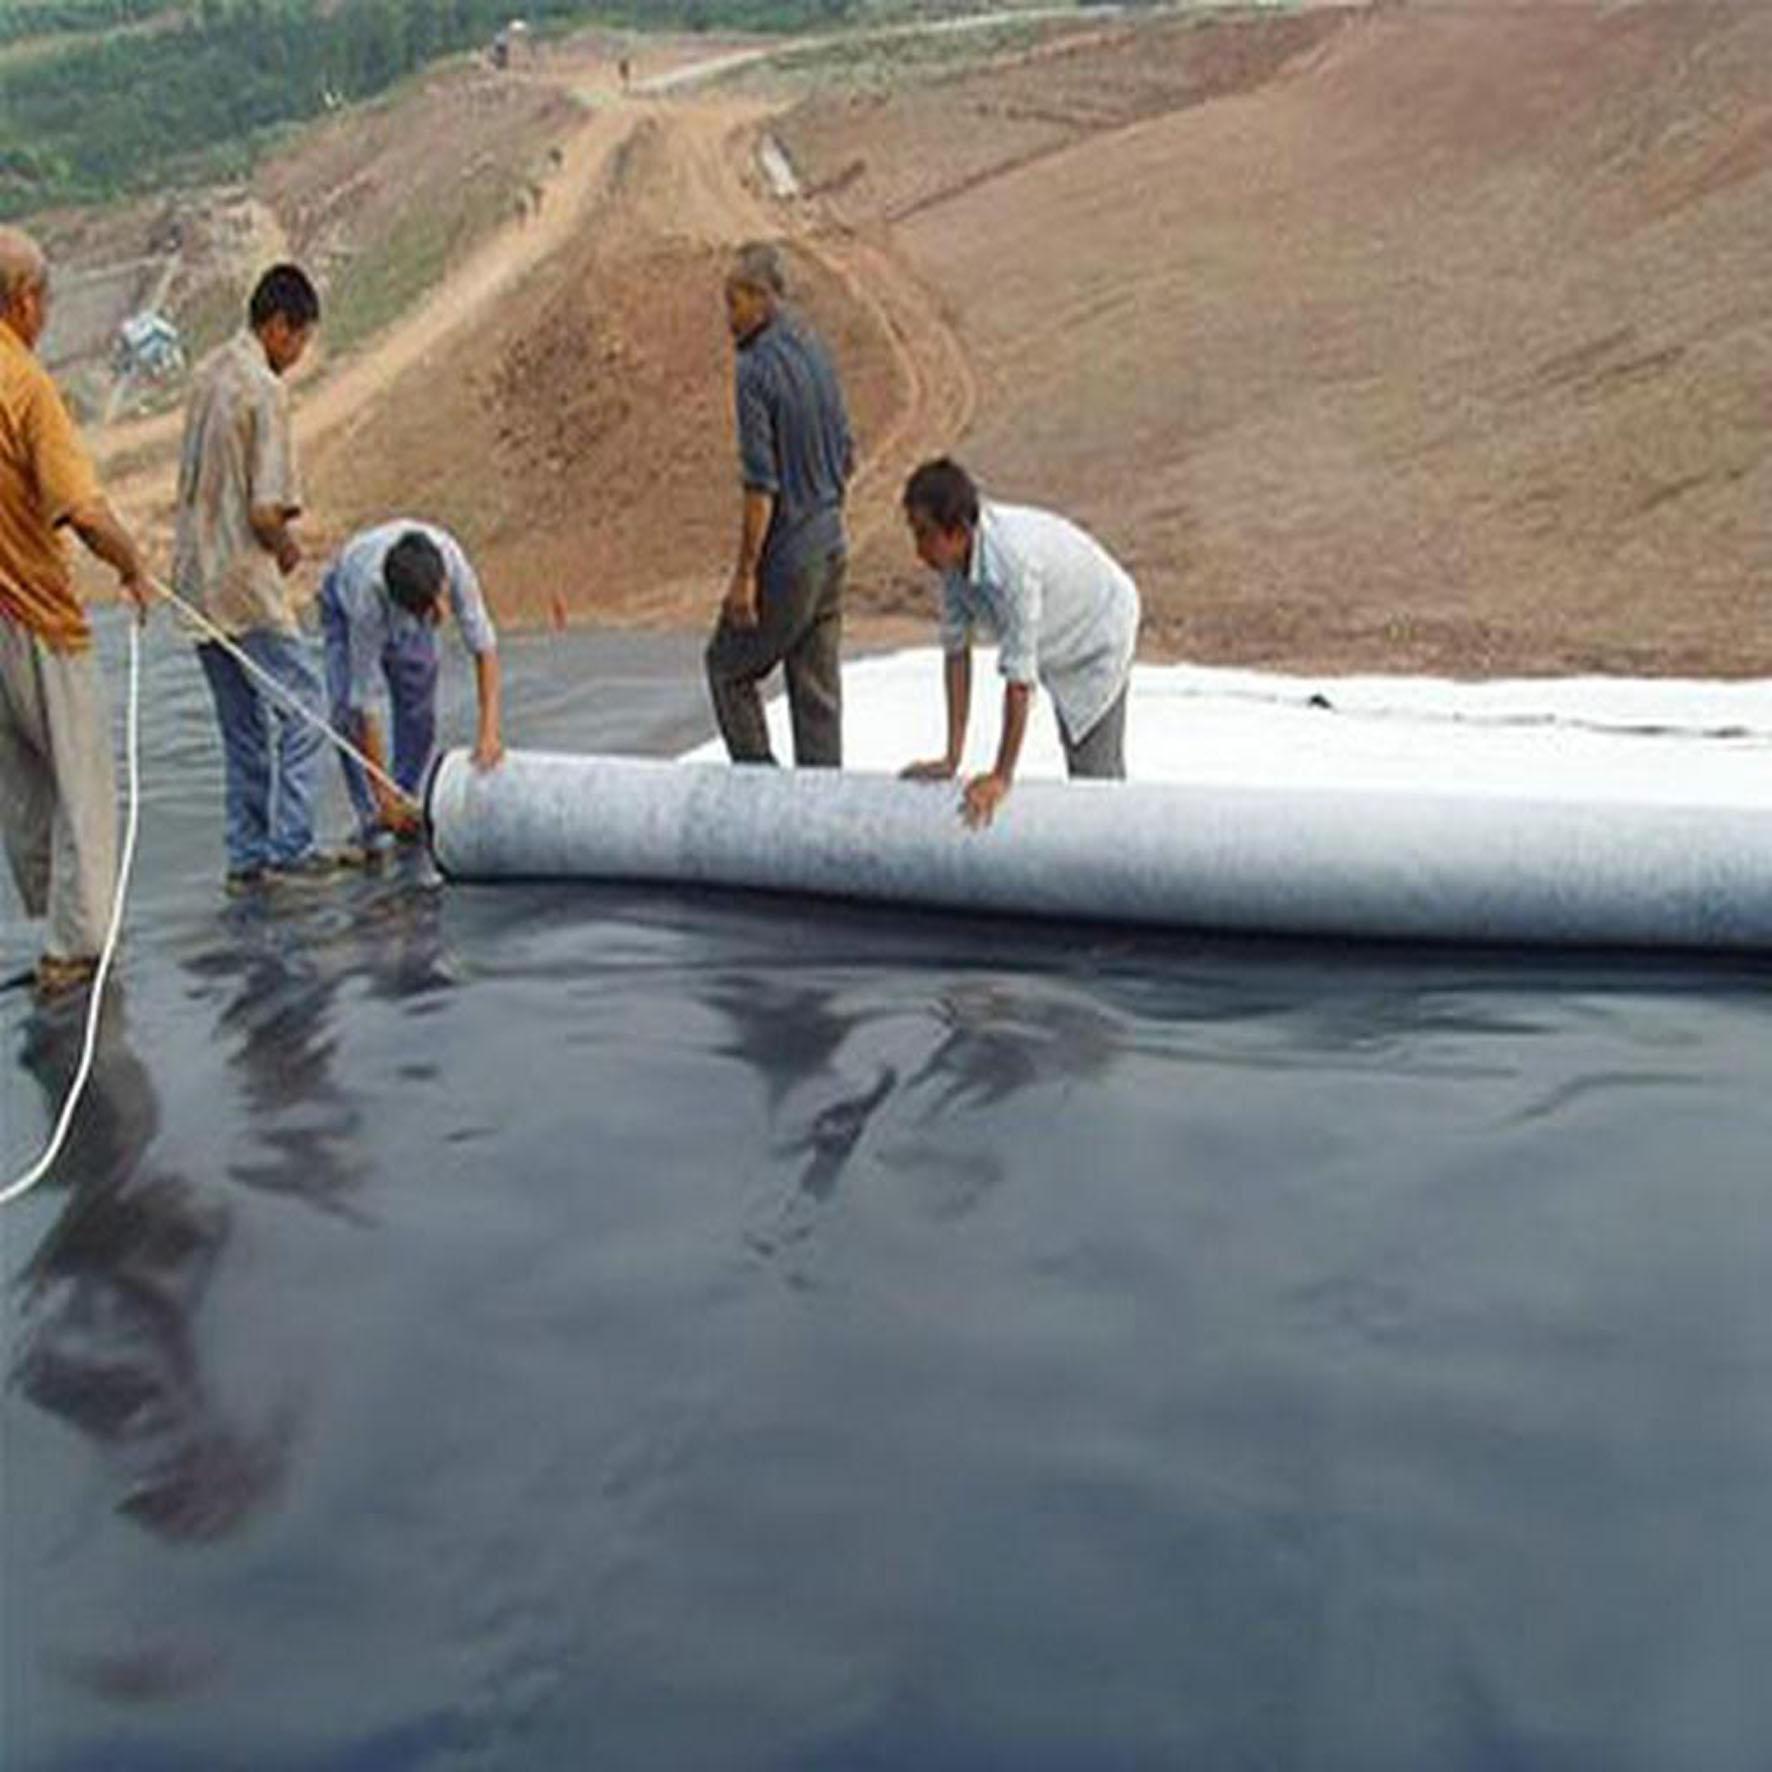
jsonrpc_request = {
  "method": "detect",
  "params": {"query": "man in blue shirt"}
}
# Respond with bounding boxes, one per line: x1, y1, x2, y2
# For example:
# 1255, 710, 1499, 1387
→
317, 521, 504, 849
705, 241, 855, 767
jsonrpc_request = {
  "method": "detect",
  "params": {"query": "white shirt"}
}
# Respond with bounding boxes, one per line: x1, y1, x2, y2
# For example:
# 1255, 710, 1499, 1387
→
326, 520, 496, 712
939, 499, 1140, 740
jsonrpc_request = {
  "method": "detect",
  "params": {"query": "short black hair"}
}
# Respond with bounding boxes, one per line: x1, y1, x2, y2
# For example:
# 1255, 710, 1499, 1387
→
903, 457, 979, 532
249, 262, 321, 331
383, 530, 446, 615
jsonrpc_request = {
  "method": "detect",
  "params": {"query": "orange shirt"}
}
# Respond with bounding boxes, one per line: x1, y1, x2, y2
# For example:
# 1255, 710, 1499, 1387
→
0, 322, 103, 652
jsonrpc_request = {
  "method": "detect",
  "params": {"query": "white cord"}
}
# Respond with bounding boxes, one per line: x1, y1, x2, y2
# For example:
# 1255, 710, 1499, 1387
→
4, 579, 427, 1205
150, 576, 421, 811
2, 619, 143, 1207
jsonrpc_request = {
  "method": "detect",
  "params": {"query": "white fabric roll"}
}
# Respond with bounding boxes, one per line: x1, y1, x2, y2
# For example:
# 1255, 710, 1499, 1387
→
427, 750, 1772, 950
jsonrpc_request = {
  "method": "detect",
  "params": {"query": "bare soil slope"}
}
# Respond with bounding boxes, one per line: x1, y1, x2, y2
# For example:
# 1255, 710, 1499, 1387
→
301, 104, 906, 629
73, 6, 1772, 678
794, 2, 1772, 675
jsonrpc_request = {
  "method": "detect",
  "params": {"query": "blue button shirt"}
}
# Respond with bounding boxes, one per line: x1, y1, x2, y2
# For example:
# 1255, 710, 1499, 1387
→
735, 314, 854, 582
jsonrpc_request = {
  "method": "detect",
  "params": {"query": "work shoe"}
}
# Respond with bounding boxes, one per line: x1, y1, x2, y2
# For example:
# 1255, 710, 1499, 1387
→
32, 953, 100, 1002
267, 850, 349, 890
336, 832, 393, 871
224, 866, 268, 898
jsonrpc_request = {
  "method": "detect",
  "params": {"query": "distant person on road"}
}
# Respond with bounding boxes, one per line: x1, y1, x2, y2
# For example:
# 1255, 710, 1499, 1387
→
900, 457, 1140, 829
705, 240, 855, 768
174, 263, 335, 895
318, 520, 504, 857
0, 225, 154, 999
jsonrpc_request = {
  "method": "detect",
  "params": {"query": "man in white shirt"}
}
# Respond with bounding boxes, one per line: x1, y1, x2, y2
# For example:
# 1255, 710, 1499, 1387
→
317, 520, 504, 851
900, 457, 1140, 828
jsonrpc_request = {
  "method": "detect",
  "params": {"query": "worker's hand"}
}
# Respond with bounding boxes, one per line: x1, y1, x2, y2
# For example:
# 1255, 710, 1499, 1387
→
961, 771, 1011, 830
274, 532, 303, 576
901, 756, 958, 782
723, 569, 760, 630
119, 569, 153, 623
379, 798, 423, 839
472, 733, 505, 771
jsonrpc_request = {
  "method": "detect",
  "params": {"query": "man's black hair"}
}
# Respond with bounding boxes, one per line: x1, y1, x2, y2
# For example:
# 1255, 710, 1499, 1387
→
903, 457, 980, 532
383, 530, 447, 615
249, 262, 321, 331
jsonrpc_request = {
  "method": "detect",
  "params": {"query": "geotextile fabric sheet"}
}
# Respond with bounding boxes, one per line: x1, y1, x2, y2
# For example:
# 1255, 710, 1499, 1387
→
427, 747, 1772, 951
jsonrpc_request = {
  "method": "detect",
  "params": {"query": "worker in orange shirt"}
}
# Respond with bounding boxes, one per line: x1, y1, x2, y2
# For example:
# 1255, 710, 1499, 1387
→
1, 226, 152, 1000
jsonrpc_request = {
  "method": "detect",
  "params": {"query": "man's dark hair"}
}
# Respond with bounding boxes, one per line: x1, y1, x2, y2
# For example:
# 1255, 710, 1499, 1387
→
730, 240, 787, 299
383, 530, 447, 615
249, 263, 321, 331
903, 457, 980, 532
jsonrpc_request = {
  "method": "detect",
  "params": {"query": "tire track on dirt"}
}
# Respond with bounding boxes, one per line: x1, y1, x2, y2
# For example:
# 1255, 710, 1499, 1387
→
659, 102, 978, 544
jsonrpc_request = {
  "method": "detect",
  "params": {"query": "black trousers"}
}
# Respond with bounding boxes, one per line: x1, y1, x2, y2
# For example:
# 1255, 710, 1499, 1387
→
705, 548, 846, 767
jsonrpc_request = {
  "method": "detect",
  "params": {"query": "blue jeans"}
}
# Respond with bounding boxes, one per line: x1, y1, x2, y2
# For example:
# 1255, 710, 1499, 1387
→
318, 570, 439, 842
197, 629, 327, 872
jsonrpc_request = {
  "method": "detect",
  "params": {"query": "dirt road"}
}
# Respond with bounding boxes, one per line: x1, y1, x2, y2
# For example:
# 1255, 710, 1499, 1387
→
95, 32, 972, 601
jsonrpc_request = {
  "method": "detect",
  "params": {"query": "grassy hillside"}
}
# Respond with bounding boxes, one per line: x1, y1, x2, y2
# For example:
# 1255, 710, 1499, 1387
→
0, 0, 164, 44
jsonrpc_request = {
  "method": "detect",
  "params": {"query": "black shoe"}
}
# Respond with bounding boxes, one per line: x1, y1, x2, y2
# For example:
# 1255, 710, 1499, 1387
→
224, 867, 268, 898
267, 851, 348, 890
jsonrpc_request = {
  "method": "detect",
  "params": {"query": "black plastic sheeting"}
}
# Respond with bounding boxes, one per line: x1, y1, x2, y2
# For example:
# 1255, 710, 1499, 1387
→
6, 622, 1772, 1771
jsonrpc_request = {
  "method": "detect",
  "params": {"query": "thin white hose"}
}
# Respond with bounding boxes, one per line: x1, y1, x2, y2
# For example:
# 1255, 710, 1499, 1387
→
150, 576, 420, 811
4, 581, 424, 1205
2, 619, 143, 1208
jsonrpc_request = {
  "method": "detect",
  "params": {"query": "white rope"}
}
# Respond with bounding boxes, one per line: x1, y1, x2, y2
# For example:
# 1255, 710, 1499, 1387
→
4, 580, 426, 1205
150, 576, 421, 811
2, 620, 143, 1208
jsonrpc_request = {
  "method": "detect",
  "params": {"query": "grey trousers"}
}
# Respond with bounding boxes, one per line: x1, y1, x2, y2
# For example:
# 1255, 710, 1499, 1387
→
1059, 683, 1129, 780
0, 619, 119, 960
705, 548, 845, 768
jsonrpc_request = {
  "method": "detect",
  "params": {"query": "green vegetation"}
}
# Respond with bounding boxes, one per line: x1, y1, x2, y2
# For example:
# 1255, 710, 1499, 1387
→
0, 0, 166, 44
0, 0, 855, 220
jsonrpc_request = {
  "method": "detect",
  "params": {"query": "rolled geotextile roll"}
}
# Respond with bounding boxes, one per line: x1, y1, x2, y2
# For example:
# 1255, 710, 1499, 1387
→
426, 749, 1772, 950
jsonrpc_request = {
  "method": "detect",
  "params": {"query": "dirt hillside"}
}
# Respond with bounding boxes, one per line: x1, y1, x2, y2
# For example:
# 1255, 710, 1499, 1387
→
299, 102, 906, 629
74, 4, 1772, 678
793, 1, 1772, 674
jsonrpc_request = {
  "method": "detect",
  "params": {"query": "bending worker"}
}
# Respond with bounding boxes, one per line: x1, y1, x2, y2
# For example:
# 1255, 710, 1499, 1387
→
318, 520, 503, 848
1, 225, 153, 999
900, 456, 1140, 829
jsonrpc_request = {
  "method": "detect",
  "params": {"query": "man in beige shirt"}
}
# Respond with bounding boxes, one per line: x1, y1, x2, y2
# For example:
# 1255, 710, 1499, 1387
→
0, 225, 152, 998
174, 263, 333, 892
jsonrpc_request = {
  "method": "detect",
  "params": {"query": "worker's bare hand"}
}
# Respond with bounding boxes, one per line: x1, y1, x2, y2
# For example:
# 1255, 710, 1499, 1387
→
274, 533, 303, 576
901, 756, 958, 782
961, 771, 1011, 830
722, 570, 760, 630
472, 734, 506, 771
379, 799, 423, 839
119, 570, 152, 622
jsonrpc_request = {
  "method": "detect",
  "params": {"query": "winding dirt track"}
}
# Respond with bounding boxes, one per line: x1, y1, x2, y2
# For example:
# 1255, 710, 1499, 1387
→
96, 43, 975, 587
611, 95, 976, 546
